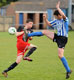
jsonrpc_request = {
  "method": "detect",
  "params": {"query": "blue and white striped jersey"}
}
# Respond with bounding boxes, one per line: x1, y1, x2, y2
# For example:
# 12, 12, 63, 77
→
50, 17, 69, 37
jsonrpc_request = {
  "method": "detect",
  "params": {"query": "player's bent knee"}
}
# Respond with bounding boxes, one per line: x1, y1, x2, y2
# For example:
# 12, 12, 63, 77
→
58, 54, 63, 59
16, 58, 21, 64
16, 60, 21, 64
29, 44, 37, 49
16, 55, 23, 64
58, 48, 64, 59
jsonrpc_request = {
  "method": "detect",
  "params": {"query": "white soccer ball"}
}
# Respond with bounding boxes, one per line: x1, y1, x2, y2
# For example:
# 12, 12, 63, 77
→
8, 27, 16, 35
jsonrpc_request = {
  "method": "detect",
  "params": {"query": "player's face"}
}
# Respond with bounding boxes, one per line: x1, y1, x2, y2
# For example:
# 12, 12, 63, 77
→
54, 15, 62, 20
27, 22, 33, 29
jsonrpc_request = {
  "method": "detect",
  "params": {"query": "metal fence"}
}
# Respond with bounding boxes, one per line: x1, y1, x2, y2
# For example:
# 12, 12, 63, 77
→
0, 16, 15, 32
0, 15, 74, 32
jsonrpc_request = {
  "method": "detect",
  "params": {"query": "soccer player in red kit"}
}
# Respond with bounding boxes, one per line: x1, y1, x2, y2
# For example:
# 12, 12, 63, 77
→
2, 19, 37, 77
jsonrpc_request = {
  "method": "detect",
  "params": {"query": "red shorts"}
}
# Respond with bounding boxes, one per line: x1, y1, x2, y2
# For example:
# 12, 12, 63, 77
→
16, 39, 30, 56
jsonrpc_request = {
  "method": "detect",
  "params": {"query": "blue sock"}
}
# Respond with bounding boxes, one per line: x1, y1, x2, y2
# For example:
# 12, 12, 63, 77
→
28, 32, 43, 37
61, 57, 71, 72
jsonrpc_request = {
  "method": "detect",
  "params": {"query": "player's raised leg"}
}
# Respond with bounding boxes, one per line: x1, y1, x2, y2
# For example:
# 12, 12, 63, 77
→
27, 30, 54, 40
27, 31, 43, 37
42, 30, 54, 40
23, 27, 44, 41
23, 23, 54, 40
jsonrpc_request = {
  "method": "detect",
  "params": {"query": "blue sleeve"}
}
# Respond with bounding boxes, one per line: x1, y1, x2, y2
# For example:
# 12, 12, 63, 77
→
50, 20, 57, 26
64, 17, 69, 33
64, 17, 69, 25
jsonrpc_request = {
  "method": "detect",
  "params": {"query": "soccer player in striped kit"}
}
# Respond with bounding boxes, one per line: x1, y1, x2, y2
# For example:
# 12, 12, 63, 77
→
26, 1, 72, 79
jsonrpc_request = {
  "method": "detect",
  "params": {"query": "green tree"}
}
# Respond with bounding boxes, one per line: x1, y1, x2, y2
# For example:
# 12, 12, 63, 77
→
0, 0, 18, 7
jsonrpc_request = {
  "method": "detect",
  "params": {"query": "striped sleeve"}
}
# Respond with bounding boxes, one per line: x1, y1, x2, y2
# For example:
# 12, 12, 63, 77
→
50, 20, 57, 26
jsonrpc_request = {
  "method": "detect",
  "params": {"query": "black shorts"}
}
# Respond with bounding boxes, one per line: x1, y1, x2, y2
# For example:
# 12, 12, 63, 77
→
53, 33, 68, 48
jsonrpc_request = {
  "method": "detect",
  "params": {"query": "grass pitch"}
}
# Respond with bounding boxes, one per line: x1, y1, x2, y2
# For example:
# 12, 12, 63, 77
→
0, 31, 74, 80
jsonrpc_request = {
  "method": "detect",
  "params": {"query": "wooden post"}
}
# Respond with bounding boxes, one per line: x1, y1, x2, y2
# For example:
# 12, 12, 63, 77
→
15, 13, 19, 29
34, 13, 40, 29
23, 13, 28, 26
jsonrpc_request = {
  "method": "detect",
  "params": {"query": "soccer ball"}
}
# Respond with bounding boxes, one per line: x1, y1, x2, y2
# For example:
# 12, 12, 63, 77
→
8, 27, 16, 35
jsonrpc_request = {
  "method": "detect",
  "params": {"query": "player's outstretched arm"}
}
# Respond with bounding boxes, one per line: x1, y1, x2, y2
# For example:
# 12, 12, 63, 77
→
16, 31, 24, 37
43, 14, 52, 26
56, 1, 66, 19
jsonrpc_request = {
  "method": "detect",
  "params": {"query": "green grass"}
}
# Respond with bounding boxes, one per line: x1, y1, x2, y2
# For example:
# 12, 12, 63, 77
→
0, 31, 74, 80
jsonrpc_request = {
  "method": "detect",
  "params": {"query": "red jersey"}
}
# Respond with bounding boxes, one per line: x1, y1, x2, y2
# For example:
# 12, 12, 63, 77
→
16, 26, 30, 56
17, 32, 29, 43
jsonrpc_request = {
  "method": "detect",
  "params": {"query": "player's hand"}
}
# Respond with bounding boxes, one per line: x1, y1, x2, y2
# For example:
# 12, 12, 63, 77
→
56, 1, 60, 9
43, 14, 47, 20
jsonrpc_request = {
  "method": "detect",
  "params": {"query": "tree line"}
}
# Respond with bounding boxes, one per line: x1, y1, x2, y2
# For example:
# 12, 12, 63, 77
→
0, 0, 18, 7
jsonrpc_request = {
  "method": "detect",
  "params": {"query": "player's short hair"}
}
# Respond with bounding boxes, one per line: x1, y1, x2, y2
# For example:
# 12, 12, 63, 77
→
53, 10, 61, 16
26, 19, 33, 23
